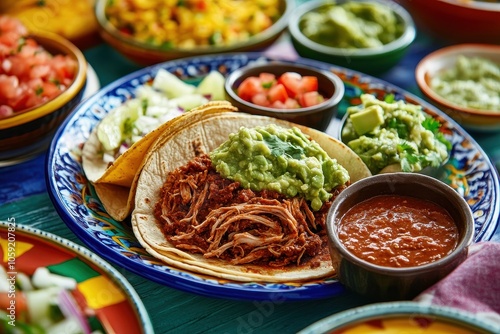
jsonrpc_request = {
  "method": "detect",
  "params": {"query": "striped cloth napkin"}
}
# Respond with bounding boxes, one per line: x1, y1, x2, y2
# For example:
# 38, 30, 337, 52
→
415, 241, 500, 326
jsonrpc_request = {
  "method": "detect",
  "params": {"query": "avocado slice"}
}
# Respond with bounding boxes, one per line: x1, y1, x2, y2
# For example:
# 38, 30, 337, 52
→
350, 105, 384, 135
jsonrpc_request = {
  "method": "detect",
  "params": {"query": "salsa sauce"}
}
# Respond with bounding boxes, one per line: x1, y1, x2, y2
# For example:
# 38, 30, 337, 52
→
338, 195, 459, 267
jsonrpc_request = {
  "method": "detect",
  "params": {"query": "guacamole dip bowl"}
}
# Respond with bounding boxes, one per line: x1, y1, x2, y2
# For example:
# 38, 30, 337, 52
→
288, 0, 416, 75
326, 173, 474, 301
416, 44, 500, 133
337, 94, 451, 175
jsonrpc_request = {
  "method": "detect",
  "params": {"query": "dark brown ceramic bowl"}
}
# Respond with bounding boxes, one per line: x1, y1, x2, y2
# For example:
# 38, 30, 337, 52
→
224, 61, 344, 131
326, 173, 474, 301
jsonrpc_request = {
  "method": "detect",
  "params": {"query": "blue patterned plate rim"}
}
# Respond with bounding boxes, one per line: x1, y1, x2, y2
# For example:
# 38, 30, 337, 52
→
0, 221, 154, 333
46, 52, 500, 301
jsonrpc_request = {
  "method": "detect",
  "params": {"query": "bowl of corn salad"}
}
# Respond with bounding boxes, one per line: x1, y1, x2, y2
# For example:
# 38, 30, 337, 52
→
95, 0, 293, 65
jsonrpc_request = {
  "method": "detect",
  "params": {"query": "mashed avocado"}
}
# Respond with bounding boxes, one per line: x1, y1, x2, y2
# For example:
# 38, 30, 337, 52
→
342, 94, 450, 174
430, 55, 500, 112
210, 124, 349, 211
299, 1, 404, 49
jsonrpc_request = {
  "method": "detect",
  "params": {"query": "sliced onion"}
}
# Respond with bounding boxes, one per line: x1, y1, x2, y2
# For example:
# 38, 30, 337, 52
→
57, 289, 91, 334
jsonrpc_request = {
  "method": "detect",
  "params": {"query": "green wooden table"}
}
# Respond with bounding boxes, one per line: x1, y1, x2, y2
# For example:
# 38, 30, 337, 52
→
1, 12, 500, 334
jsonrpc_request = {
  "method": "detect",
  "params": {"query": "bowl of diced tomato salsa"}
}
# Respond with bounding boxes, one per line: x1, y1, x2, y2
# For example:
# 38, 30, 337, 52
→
224, 61, 344, 131
0, 16, 87, 163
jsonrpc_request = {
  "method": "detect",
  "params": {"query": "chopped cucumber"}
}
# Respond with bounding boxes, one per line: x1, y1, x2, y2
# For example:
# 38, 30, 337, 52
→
170, 94, 209, 111
25, 286, 62, 328
196, 71, 226, 100
152, 69, 196, 98
96, 100, 143, 151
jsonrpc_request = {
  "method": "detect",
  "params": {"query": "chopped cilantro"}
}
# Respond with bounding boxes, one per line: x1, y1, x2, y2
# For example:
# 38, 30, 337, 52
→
384, 93, 395, 103
123, 118, 134, 136
262, 81, 273, 89
35, 86, 44, 96
398, 142, 418, 172
388, 118, 409, 138
265, 135, 304, 159
141, 99, 148, 115
17, 37, 26, 52
422, 117, 452, 151
422, 117, 440, 133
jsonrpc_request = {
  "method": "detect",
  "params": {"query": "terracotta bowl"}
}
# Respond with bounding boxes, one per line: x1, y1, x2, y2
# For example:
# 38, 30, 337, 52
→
326, 173, 474, 301
224, 61, 344, 131
95, 0, 293, 66
396, 0, 500, 44
0, 31, 87, 164
416, 44, 500, 133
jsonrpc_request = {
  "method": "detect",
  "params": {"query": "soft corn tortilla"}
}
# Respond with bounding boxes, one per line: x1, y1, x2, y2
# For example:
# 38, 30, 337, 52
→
132, 112, 372, 282
81, 101, 238, 221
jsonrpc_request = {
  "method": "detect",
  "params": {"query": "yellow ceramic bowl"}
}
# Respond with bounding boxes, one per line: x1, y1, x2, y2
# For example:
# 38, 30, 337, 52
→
0, 31, 87, 163
416, 44, 500, 132
95, 0, 293, 65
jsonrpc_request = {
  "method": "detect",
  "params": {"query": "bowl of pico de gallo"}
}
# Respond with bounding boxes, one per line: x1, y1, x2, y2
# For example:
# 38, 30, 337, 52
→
224, 61, 344, 131
0, 16, 87, 164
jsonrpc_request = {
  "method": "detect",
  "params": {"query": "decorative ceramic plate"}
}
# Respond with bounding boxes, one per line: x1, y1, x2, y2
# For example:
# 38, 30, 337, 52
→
46, 53, 500, 301
0, 221, 153, 333
298, 301, 500, 333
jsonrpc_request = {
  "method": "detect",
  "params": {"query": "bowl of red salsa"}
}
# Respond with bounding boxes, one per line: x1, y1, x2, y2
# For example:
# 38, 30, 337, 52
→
0, 16, 87, 164
224, 61, 344, 131
326, 172, 474, 301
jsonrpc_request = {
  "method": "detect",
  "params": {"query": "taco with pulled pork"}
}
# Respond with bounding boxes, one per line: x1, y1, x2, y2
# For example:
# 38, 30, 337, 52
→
82, 100, 237, 221
132, 112, 371, 282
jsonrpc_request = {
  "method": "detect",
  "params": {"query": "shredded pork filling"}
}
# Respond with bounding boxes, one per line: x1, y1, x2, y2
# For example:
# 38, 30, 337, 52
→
154, 154, 344, 267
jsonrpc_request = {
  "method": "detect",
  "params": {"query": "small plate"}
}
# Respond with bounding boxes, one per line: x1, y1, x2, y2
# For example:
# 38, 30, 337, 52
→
46, 53, 500, 301
0, 221, 153, 333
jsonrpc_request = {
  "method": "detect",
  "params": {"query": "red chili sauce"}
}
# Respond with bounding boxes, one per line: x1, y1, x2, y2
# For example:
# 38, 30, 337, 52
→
337, 195, 459, 267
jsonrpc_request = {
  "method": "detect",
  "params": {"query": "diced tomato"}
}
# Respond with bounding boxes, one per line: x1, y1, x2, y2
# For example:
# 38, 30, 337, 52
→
284, 97, 300, 109
267, 83, 288, 103
300, 76, 319, 93
237, 76, 264, 101
236, 71, 326, 110
298, 91, 324, 108
271, 100, 286, 109
277, 72, 302, 98
0, 16, 77, 118
258, 72, 276, 88
251, 92, 270, 107
0, 292, 27, 313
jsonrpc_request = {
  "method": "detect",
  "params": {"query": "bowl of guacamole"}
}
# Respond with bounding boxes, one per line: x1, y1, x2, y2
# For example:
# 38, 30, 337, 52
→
416, 43, 500, 132
288, 0, 416, 75
339, 94, 451, 175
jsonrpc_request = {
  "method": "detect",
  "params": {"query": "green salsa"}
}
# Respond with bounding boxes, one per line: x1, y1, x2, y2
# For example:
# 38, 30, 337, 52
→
430, 55, 500, 112
210, 124, 349, 211
299, 1, 404, 49
342, 94, 450, 174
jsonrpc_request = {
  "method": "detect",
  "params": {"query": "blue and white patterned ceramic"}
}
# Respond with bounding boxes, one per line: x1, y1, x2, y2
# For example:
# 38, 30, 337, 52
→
46, 53, 500, 301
